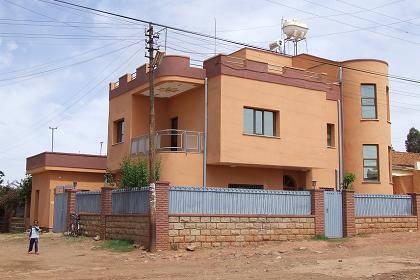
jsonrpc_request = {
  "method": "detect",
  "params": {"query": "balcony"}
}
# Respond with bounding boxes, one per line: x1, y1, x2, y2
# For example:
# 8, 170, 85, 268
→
131, 129, 204, 156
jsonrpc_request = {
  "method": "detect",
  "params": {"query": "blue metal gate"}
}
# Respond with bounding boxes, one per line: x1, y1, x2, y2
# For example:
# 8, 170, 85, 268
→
324, 191, 343, 238
53, 189, 68, 233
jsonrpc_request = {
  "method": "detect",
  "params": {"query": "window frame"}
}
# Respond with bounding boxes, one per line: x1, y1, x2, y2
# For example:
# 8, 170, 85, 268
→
361, 84, 378, 120
243, 107, 277, 137
114, 118, 125, 144
327, 123, 335, 147
362, 144, 380, 182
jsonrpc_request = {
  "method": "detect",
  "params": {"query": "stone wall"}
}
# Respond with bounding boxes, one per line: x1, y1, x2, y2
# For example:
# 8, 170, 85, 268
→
355, 216, 418, 234
169, 215, 315, 249
105, 214, 149, 247
79, 213, 101, 237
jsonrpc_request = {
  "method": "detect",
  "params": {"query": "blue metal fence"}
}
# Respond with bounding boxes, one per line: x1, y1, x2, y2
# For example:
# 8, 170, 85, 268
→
112, 188, 150, 214
169, 187, 311, 215
76, 191, 101, 213
355, 194, 412, 216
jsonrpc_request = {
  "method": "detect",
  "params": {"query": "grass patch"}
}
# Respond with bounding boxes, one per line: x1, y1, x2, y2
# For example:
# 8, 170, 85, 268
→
99, 240, 134, 252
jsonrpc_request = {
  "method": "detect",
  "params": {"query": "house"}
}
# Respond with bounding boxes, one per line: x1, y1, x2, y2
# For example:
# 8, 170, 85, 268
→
106, 47, 393, 194
392, 151, 420, 194
26, 152, 106, 229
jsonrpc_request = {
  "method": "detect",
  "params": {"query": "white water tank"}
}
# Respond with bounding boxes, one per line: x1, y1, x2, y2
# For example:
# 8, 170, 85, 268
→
282, 19, 308, 41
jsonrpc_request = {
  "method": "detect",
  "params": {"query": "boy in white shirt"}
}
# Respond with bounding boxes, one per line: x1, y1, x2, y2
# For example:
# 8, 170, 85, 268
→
28, 220, 40, 255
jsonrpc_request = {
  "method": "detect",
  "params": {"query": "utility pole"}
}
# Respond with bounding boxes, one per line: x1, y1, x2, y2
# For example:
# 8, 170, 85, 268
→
145, 23, 159, 184
49, 126, 58, 152
99, 141, 103, 155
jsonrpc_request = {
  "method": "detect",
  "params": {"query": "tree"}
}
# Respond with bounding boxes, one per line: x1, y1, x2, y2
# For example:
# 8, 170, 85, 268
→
405, 127, 420, 153
0, 170, 4, 186
343, 173, 356, 190
119, 157, 160, 189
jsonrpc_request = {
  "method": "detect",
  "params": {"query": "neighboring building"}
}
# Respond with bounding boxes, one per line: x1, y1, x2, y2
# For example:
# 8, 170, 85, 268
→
107, 47, 392, 194
392, 151, 420, 194
26, 152, 106, 229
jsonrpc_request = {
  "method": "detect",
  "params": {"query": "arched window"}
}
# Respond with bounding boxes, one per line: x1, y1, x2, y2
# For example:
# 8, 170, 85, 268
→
283, 175, 297, 191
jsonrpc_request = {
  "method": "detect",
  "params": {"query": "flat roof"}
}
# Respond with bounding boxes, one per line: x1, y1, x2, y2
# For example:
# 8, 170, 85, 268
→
26, 152, 107, 173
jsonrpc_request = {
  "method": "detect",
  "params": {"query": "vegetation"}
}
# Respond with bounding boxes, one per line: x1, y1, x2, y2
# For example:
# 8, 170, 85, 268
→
119, 157, 160, 189
104, 168, 115, 185
99, 240, 134, 252
0, 173, 32, 211
405, 127, 420, 153
343, 173, 356, 190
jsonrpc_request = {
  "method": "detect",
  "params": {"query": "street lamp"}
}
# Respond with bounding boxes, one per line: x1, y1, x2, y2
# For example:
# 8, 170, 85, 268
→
312, 180, 317, 189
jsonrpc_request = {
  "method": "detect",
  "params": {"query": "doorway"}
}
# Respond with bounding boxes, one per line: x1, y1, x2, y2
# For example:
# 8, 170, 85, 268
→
170, 117, 178, 151
283, 175, 297, 191
34, 190, 40, 220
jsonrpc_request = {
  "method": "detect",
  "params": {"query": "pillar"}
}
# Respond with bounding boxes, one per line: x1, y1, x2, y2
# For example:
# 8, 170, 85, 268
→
66, 189, 78, 231
409, 193, 420, 230
310, 189, 324, 236
149, 181, 170, 252
342, 190, 355, 237
100, 186, 113, 239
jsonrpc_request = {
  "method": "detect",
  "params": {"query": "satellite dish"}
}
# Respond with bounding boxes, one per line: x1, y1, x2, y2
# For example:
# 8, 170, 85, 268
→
282, 19, 308, 41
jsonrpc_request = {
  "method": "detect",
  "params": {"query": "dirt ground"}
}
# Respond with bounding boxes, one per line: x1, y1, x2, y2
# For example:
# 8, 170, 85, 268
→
2, 232, 420, 279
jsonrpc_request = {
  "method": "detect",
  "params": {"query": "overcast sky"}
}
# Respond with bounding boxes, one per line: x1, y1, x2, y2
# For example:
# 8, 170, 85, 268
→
0, 0, 419, 182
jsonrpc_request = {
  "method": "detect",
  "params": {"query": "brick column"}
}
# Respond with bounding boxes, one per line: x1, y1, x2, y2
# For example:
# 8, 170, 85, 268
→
100, 186, 113, 240
149, 181, 170, 252
409, 193, 420, 230
342, 190, 356, 237
66, 189, 78, 231
310, 189, 324, 236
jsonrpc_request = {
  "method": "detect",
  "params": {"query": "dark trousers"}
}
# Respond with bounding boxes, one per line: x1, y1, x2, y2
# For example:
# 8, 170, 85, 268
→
28, 238, 38, 253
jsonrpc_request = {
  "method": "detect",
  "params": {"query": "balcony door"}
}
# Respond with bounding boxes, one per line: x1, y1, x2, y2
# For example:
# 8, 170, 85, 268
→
171, 117, 178, 151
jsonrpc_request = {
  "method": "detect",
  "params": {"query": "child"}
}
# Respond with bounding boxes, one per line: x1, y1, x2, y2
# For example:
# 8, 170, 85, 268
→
28, 220, 40, 255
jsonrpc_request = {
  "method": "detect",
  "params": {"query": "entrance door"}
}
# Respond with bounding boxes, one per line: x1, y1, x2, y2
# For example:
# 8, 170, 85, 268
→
53, 191, 68, 233
170, 117, 178, 151
324, 191, 343, 238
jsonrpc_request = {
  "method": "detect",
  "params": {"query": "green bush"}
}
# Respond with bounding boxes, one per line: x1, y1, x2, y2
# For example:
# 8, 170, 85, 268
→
99, 240, 134, 252
119, 157, 160, 189
343, 172, 356, 190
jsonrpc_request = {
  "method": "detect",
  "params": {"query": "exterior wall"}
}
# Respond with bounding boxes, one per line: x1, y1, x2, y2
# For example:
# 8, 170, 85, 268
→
393, 175, 414, 194
355, 216, 417, 234
159, 153, 203, 186
29, 170, 104, 229
79, 213, 101, 237
342, 60, 392, 194
230, 48, 293, 67
168, 215, 315, 249
105, 214, 149, 246
207, 165, 306, 189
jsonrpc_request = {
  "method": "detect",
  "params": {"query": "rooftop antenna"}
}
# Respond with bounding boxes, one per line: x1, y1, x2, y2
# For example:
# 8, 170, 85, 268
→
282, 19, 308, 55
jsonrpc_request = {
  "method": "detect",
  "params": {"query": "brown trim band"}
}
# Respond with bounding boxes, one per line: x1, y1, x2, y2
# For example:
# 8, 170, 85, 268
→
356, 215, 416, 218
169, 213, 315, 218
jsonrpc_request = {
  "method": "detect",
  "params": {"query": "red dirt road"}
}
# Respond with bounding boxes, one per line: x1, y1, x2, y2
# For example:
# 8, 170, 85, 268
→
2, 232, 420, 279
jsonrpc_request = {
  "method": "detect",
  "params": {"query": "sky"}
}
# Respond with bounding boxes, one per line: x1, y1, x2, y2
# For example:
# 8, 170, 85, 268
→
0, 0, 419, 182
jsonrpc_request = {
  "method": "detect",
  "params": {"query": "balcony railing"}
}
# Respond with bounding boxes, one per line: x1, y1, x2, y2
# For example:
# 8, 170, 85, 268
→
131, 129, 204, 155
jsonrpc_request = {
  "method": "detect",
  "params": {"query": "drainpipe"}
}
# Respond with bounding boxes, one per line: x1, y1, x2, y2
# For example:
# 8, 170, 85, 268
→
203, 77, 208, 190
338, 64, 344, 190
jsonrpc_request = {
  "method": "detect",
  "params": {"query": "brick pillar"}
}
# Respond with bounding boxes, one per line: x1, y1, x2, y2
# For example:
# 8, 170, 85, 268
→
310, 189, 324, 236
100, 186, 113, 240
149, 181, 170, 252
342, 190, 356, 237
66, 189, 78, 231
409, 193, 420, 230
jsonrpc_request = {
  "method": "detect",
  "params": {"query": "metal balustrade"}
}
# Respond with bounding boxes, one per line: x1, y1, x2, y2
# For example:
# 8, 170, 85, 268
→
131, 129, 203, 155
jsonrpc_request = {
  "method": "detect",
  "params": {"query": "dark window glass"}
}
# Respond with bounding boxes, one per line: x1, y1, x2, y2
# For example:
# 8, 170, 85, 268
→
327, 124, 334, 147
116, 119, 125, 143
243, 108, 276, 136
228, 184, 264, 189
363, 144, 379, 181
361, 85, 377, 119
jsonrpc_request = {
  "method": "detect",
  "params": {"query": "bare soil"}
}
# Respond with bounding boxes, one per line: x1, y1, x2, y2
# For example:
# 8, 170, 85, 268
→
2, 231, 420, 279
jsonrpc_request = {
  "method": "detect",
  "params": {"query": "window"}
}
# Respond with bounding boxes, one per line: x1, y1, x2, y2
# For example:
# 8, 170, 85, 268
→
228, 184, 263, 189
327, 123, 335, 147
243, 108, 276, 136
363, 144, 379, 181
114, 119, 125, 144
361, 84, 377, 119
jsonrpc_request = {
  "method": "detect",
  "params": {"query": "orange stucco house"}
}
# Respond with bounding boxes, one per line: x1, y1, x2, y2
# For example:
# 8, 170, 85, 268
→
106, 47, 393, 194
26, 152, 106, 229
